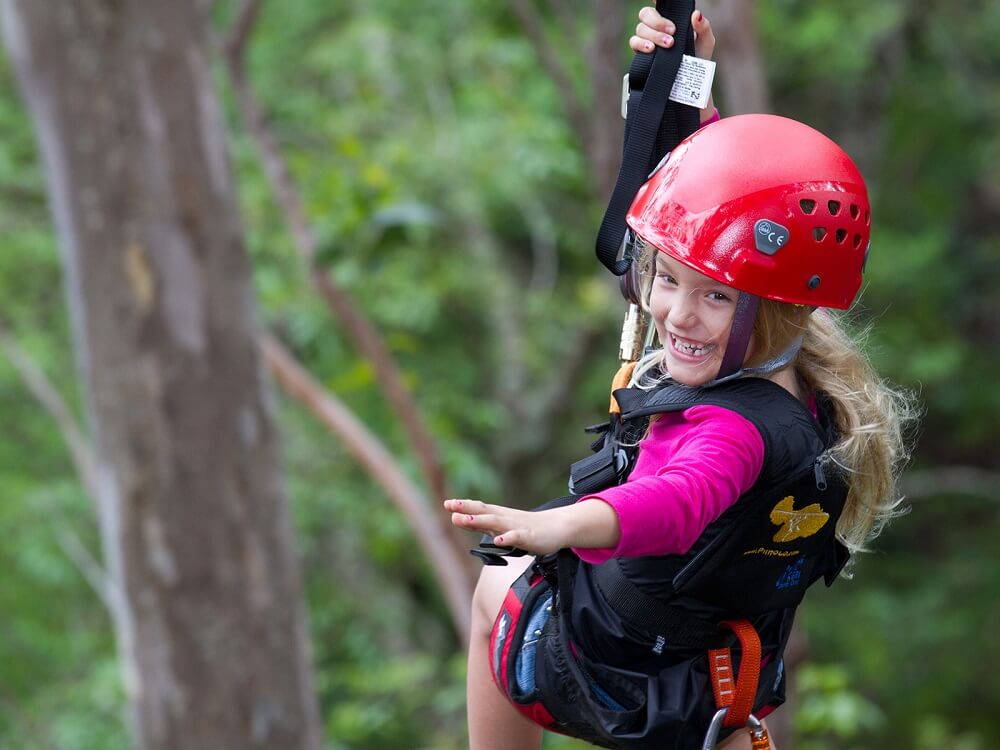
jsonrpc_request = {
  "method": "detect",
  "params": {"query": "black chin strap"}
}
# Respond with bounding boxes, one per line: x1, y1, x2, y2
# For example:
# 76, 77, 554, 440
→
595, 0, 699, 276
715, 291, 760, 381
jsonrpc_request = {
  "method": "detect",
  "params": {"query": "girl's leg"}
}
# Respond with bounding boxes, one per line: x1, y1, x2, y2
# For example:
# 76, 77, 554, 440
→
467, 555, 544, 750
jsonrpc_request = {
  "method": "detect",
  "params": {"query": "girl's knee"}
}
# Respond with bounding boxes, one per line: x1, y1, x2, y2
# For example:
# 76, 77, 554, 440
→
470, 557, 533, 640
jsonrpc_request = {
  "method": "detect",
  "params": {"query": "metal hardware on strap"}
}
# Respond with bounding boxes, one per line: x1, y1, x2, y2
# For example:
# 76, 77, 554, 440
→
750, 723, 772, 750
701, 709, 770, 750
609, 361, 638, 414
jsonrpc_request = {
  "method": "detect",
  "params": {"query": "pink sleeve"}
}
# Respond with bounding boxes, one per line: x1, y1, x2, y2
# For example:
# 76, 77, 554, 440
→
700, 107, 721, 127
573, 405, 764, 563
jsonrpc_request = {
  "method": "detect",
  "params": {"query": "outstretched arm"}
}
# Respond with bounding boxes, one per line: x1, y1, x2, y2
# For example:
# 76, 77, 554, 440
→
444, 497, 621, 556
630, 7, 717, 123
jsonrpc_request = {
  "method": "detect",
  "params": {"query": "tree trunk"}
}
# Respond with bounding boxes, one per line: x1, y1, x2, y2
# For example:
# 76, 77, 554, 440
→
698, 0, 771, 115
587, 0, 626, 199
0, 1, 323, 748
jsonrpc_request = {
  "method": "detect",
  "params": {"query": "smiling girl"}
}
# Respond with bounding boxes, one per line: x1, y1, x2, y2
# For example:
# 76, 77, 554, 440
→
444, 10, 916, 750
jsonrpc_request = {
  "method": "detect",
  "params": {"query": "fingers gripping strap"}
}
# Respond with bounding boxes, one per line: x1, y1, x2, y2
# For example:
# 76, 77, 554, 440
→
707, 619, 762, 729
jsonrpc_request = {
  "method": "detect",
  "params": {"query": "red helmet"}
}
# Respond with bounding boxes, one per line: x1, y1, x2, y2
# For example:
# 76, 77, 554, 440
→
626, 114, 870, 309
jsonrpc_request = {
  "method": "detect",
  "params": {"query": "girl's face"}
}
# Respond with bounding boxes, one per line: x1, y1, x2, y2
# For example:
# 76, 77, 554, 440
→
649, 253, 741, 386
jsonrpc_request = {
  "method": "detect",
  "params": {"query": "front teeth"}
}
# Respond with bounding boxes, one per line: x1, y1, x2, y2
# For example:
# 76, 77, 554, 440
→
672, 335, 709, 356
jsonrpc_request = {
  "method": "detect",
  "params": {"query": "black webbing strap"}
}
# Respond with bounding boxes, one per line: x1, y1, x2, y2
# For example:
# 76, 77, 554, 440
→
595, 0, 700, 275
715, 291, 761, 379
592, 557, 727, 649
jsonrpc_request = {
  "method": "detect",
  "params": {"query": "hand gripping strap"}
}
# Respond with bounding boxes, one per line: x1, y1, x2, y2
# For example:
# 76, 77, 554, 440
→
707, 619, 762, 729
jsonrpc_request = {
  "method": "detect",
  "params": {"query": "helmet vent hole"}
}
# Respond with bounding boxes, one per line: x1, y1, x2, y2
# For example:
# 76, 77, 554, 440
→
850, 204, 860, 220
813, 227, 828, 242
865, 210, 871, 226
827, 200, 842, 216
853, 233, 863, 249
836, 228, 848, 244
799, 199, 817, 215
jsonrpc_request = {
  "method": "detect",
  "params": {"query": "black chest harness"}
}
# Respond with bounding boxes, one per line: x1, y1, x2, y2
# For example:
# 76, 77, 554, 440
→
481, 377, 851, 749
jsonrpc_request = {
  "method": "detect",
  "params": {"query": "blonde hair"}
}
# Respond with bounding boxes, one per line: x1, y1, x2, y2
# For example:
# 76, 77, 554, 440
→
794, 307, 919, 554
628, 241, 918, 555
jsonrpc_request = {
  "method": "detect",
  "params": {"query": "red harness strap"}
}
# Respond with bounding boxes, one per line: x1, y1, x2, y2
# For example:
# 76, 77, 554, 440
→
707, 619, 762, 729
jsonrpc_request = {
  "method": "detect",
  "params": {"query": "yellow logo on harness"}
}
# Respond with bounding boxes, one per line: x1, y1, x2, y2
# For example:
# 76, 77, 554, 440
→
770, 496, 829, 543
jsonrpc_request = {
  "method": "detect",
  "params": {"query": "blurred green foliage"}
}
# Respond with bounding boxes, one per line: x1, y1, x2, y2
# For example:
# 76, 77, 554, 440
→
1, 0, 998, 747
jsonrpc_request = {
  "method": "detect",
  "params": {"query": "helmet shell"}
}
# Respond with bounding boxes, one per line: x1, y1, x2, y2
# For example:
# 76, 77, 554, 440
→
626, 114, 870, 309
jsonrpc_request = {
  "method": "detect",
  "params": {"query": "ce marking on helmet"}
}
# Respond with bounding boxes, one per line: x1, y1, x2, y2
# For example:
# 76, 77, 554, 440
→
754, 219, 789, 256
758, 222, 783, 245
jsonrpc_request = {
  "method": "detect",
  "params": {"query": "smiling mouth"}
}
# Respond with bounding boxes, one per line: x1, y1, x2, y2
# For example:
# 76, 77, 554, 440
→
670, 333, 715, 358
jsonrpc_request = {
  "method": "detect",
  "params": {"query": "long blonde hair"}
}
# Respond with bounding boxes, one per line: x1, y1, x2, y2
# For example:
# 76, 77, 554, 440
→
629, 242, 918, 554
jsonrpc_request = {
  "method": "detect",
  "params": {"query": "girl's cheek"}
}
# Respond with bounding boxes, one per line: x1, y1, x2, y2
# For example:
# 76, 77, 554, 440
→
652, 317, 668, 343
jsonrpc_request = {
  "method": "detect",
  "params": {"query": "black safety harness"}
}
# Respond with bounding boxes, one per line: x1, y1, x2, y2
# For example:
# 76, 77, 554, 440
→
479, 376, 851, 750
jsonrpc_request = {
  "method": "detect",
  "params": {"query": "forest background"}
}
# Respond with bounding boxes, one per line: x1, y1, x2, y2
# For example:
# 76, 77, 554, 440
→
0, 0, 998, 748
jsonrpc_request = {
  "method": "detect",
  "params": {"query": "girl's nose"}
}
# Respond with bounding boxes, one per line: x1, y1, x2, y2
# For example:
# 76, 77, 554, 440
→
667, 292, 698, 328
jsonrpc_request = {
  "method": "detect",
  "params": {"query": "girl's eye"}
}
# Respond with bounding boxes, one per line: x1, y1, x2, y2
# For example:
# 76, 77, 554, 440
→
708, 291, 732, 302
655, 273, 677, 285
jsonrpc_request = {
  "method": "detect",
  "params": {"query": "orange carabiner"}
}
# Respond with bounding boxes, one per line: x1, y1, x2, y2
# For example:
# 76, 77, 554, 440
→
749, 725, 771, 750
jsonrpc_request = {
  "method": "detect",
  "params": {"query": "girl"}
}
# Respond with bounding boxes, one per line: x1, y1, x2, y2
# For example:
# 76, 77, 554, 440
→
445, 10, 916, 750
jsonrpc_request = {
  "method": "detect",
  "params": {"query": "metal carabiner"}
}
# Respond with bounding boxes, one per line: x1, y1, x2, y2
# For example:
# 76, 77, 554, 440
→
701, 708, 769, 750
701, 708, 729, 750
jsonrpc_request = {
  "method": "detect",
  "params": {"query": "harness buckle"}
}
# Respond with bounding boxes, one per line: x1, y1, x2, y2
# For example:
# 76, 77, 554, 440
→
621, 73, 630, 119
471, 540, 529, 566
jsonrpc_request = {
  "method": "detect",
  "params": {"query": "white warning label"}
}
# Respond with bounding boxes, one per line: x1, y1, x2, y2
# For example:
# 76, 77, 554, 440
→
668, 55, 717, 110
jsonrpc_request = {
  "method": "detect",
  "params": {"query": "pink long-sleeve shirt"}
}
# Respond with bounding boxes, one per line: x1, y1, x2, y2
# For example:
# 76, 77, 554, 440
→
574, 405, 765, 564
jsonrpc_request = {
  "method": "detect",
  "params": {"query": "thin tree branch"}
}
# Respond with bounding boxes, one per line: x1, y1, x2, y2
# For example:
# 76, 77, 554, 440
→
585, 0, 625, 197
0, 681, 59, 750
0, 322, 99, 501
900, 466, 1000, 501
503, 323, 606, 463
221, 0, 262, 68
543, 0, 579, 39
53, 522, 114, 612
0, 322, 124, 631
220, 2, 454, 535
460, 220, 528, 423
533, 323, 605, 426
259, 331, 472, 644
696, 0, 772, 114
509, 0, 592, 147
519, 199, 559, 293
